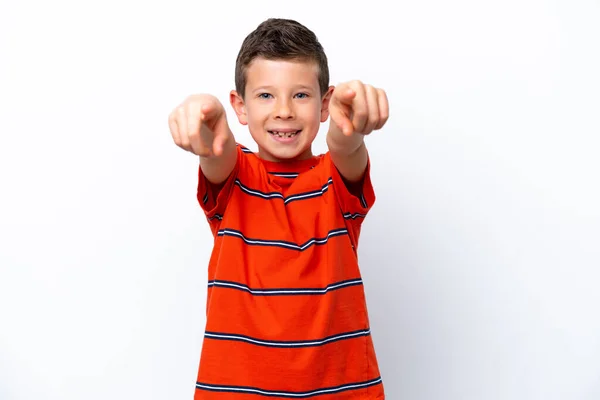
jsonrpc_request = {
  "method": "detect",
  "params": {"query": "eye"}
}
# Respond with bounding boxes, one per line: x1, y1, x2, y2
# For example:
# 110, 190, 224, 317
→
258, 93, 273, 99
295, 93, 309, 99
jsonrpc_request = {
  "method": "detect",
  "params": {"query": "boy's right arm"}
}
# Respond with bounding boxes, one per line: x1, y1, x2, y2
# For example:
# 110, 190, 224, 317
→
168, 94, 237, 184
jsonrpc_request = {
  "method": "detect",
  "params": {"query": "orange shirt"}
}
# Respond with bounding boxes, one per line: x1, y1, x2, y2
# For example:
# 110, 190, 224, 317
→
194, 144, 384, 399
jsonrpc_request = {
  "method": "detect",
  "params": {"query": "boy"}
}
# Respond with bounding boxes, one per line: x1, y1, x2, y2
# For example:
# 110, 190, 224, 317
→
169, 18, 388, 399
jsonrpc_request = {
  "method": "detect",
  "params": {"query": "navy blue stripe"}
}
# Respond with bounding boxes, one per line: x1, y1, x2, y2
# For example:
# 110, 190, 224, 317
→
216, 228, 347, 251
204, 329, 370, 348
360, 193, 367, 208
234, 178, 333, 204
207, 278, 363, 296
343, 212, 366, 220
284, 178, 333, 205
235, 179, 284, 200
268, 171, 299, 178
196, 377, 382, 398
237, 144, 253, 153
208, 214, 223, 221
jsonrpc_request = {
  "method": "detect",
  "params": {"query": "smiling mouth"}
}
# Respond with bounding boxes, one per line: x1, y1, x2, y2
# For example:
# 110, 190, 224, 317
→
268, 130, 301, 138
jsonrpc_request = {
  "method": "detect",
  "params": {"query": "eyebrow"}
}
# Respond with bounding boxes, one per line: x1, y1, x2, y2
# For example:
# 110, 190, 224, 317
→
252, 85, 316, 93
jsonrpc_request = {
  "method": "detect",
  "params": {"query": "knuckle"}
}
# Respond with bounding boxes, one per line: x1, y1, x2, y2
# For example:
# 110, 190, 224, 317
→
347, 80, 358, 90
197, 148, 211, 157
355, 110, 368, 119
186, 94, 201, 105
186, 103, 199, 115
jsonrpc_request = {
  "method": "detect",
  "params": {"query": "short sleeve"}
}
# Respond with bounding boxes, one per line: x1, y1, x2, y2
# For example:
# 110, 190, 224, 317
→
196, 145, 244, 235
326, 152, 376, 223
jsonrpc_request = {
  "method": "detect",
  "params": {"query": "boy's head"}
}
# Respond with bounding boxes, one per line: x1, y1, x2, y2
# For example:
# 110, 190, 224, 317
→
230, 18, 334, 162
234, 18, 330, 98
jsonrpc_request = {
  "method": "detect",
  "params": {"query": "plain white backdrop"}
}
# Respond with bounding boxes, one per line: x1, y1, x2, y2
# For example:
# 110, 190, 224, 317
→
1, 0, 599, 399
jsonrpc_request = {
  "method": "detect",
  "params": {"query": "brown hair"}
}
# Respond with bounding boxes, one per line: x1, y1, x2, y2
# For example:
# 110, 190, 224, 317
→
234, 18, 329, 98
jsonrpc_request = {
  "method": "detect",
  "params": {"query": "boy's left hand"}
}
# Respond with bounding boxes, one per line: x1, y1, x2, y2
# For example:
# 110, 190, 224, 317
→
328, 81, 389, 137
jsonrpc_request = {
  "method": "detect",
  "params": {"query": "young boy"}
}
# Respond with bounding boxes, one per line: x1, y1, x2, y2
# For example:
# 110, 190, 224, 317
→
169, 18, 388, 399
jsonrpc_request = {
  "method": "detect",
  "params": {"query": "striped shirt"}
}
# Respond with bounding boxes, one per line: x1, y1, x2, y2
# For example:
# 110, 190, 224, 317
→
194, 144, 384, 399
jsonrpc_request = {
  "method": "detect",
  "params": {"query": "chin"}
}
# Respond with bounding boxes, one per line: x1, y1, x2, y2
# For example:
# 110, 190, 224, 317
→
265, 147, 307, 161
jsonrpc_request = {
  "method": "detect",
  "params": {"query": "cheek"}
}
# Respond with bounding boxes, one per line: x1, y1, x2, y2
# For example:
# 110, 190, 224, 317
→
246, 107, 268, 126
300, 104, 321, 122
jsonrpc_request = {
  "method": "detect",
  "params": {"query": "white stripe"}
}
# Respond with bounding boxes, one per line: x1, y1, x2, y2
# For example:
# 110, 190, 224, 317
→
284, 193, 316, 203
236, 181, 284, 199
360, 193, 367, 208
325, 280, 360, 291
236, 178, 332, 203
205, 329, 370, 347
225, 230, 299, 249
284, 190, 324, 203
284, 179, 333, 203
219, 228, 348, 251
208, 279, 362, 295
299, 230, 347, 250
343, 212, 366, 219
196, 378, 382, 397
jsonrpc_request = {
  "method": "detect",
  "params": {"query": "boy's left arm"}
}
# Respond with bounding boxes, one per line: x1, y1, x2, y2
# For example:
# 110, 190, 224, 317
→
326, 80, 389, 183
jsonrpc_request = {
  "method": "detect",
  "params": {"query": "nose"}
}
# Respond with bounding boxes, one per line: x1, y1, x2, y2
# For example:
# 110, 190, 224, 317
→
274, 97, 294, 119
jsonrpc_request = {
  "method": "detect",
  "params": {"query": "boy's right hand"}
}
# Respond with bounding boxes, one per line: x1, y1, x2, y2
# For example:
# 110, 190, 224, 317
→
168, 94, 232, 157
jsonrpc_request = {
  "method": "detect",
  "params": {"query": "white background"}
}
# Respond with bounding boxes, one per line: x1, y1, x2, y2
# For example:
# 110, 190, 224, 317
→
1, 0, 599, 399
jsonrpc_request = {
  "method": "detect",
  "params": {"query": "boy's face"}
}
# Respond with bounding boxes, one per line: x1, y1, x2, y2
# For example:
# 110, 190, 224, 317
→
231, 58, 333, 162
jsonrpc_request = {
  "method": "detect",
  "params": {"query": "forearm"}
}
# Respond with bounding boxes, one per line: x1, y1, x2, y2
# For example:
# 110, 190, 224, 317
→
326, 122, 364, 155
326, 123, 368, 182
199, 132, 237, 184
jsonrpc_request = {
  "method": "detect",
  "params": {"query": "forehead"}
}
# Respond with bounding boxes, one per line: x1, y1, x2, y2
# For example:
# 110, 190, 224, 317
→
245, 58, 319, 89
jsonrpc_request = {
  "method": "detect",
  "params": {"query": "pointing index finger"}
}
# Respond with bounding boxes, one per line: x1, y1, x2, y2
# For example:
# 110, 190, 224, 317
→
200, 102, 222, 122
336, 88, 356, 106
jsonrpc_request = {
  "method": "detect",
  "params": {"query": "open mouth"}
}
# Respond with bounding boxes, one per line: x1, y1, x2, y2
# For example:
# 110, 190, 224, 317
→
268, 130, 301, 139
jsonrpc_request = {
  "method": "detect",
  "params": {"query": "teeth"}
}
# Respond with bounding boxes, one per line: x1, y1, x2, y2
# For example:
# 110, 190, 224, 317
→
271, 130, 299, 138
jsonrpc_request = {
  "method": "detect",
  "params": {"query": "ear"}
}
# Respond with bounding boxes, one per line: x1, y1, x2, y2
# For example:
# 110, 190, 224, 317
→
320, 85, 335, 123
230, 90, 248, 125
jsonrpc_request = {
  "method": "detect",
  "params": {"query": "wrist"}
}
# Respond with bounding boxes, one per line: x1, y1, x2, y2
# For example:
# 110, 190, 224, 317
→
326, 123, 364, 155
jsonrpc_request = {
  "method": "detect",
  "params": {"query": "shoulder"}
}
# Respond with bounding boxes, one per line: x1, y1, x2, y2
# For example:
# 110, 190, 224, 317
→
234, 143, 268, 182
